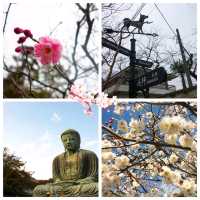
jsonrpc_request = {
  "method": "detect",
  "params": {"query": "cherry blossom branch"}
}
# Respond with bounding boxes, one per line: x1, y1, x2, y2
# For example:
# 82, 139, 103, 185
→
144, 102, 197, 116
102, 125, 193, 151
68, 84, 116, 115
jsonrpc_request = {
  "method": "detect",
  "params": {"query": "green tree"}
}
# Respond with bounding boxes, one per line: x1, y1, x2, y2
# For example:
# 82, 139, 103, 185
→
3, 147, 36, 197
170, 60, 186, 89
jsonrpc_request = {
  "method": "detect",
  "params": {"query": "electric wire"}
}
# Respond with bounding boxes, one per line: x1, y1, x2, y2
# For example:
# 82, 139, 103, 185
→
154, 4, 191, 57
120, 3, 146, 39
154, 4, 176, 36
131, 3, 146, 21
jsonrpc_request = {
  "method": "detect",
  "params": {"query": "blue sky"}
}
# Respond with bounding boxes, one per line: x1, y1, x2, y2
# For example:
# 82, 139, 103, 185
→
102, 103, 162, 130
4, 101, 99, 179
102, 102, 196, 196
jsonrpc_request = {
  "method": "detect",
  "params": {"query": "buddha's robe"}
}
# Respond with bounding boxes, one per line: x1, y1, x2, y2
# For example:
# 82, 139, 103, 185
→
33, 149, 98, 197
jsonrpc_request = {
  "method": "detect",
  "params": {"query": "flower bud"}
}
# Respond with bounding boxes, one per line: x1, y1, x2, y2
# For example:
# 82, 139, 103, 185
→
14, 27, 23, 34
23, 29, 33, 38
26, 47, 34, 54
15, 47, 22, 53
17, 36, 27, 44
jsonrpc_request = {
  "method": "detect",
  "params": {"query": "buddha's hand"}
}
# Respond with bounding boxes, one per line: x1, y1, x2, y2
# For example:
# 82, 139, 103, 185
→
76, 177, 96, 184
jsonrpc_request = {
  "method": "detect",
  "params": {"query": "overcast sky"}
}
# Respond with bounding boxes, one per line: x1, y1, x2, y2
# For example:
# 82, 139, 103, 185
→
3, 2, 197, 91
3, 1, 99, 89
102, 3, 197, 90
3, 1, 77, 64
103, 3, 196, 48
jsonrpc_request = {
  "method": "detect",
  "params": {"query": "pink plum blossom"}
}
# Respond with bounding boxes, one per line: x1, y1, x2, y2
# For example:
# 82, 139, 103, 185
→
68, 84, 116, 115
34, 36, 62, 65
68, 85, 93, 115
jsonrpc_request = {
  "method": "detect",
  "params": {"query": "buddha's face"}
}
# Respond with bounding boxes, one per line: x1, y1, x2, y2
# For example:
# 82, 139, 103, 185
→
62, 134, 80, 152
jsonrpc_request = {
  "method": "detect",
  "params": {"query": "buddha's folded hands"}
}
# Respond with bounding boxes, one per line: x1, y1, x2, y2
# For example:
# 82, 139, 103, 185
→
76, 177, 97, 184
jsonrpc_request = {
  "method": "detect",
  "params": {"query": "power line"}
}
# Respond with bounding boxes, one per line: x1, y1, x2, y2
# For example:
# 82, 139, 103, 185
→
116, 3, 146, 39
154, 4, 176, 36
154, 4, 191, 57
131, 3, 146, 21
147, 6, 155, 16
116, 4, 146, 29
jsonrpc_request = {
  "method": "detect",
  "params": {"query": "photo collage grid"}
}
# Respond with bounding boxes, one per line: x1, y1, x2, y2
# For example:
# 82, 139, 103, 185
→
1, 1, 198, 198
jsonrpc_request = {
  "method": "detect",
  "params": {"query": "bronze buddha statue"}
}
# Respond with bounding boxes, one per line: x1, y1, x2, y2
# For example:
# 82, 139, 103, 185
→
33, 129, 98, 197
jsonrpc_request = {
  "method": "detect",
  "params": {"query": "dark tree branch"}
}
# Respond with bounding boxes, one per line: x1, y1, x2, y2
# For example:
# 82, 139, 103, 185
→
102, 125, 193, 151
3, 3, 15, 35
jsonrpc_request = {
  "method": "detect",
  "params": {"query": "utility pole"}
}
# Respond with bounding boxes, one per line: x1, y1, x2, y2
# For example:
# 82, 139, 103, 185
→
129, 36, 137, 98
176, 29, 193, 88
102, 17, 158, 98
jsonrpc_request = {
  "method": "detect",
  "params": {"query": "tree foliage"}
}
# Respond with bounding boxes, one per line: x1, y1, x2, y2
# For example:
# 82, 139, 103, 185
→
3, 148, 36, 197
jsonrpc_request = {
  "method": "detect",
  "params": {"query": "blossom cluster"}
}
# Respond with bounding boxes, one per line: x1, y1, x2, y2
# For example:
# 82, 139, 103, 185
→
68, 84, 117, 115
159, 115, 196, 149
14, 27, 62, 65
34, 37, 62, 65
14, 27, 34, 54
102, 103, 197, 197
102, 146, 140, 196
160, 166, 196, 196
114, 155, 130, 169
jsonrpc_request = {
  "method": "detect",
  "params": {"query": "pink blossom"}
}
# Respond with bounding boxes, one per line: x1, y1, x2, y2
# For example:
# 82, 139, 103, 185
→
83, 105, 92, 116
96, 92, 116, 108
34, 36, 62, 65
67, 84, 117, 115
68, 87, 92, 113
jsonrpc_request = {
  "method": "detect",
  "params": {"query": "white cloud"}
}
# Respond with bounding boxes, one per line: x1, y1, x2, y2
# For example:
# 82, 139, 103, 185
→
51, 112, 61, 122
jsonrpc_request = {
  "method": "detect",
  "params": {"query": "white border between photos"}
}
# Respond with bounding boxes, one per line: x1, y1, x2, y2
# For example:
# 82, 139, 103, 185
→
1, 0, 199, 199
1, 0, 4, 198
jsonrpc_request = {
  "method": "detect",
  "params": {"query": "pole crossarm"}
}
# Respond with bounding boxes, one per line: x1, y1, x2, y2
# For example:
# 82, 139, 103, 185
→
102, 37, 131, 57
104, 28, 158, 37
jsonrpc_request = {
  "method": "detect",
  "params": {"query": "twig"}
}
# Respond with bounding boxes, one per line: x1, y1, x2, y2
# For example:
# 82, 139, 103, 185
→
4, 65, 65, 96
54, 65, 73, 86
3, 3, 15, 35
102, 125, 193, 151
9, 77, 28, 98
76, 3, 98, 73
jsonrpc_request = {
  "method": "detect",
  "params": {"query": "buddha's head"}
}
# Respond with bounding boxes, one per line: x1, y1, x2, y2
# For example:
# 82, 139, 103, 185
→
61, 129, 81, 152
